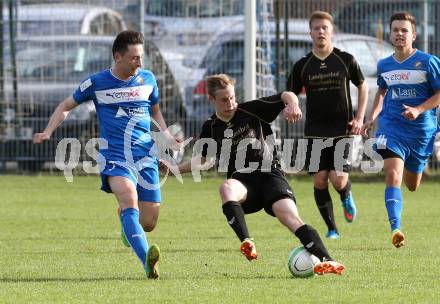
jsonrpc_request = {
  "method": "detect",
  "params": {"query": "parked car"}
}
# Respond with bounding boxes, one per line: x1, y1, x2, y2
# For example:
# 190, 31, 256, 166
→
3, 4, 126, 37
134, 0, 245, 125
333, 0, 439, 53
186, 20, 394, 138
0, 35, 185, 171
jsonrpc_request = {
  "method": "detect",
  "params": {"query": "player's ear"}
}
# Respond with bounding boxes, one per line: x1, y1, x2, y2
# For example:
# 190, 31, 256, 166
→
113, 52, 122, 62
208, 95, 215, 102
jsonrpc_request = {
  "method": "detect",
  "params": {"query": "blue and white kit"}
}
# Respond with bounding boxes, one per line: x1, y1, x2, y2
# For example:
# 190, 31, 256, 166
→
375, 50, 440, 173
73, 69, 161, 201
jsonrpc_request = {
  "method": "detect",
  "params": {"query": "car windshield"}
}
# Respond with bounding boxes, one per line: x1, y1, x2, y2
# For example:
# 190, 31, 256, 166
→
146, 0, 243, 17
16, 41, 112, 82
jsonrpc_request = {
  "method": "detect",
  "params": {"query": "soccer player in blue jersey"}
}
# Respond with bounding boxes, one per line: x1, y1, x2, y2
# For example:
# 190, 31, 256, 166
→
361, 12, 440, 248
33, 30, 176, 278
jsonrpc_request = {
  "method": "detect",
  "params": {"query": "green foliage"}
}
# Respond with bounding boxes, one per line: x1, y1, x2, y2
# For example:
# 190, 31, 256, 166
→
0, 175, 439, 303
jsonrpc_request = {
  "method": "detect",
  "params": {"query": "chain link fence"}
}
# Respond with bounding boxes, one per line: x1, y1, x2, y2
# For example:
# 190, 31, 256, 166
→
1, 0, 439, 174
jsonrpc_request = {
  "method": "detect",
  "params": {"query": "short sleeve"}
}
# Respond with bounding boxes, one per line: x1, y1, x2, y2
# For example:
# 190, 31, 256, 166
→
72, 77, 94, 104
348, 56, 365, 87
286, 61, 304, 95
428, 55, 440, 91
376, 62, 387, 89
149, 73, 160, 105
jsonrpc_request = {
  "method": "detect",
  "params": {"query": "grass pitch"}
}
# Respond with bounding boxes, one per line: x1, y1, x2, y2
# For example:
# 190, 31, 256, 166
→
0, 174, 439, 303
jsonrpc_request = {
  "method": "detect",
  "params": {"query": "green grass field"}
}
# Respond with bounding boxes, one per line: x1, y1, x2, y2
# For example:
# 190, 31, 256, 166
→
1, 174, 439, 303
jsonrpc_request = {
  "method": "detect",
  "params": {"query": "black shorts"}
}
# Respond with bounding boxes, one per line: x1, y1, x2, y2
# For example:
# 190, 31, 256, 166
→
375, 147, 402, 160
304, 137, 353, 173
230, 168, 295, 217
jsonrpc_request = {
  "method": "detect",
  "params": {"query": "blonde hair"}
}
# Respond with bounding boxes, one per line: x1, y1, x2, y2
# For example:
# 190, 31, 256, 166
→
390, 12, 416, 33
206, 74, 236, 96
309, 11, 334, 29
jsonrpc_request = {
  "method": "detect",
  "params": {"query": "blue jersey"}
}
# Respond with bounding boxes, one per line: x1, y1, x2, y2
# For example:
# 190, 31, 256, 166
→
376, 50, 440, 139
73, 69, 159, 161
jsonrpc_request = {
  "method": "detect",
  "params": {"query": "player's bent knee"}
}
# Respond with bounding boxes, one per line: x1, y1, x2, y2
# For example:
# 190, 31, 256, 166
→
140, 221, 157, 232
406, 183, 419, 192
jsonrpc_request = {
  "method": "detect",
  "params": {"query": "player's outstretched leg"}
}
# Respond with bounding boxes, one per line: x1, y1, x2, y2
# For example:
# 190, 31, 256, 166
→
295, 224, 345, 275
117, 207, 131, 247
240, 238, 258, 261
121, 208, 155, 278
145, 244, 160, 279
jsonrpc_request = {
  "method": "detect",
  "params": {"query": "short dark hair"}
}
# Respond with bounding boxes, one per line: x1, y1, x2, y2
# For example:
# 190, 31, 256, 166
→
206, 74, 235, 96
390, 12, 416, 32
309, 11, 334, 29
112, 30, 144, 57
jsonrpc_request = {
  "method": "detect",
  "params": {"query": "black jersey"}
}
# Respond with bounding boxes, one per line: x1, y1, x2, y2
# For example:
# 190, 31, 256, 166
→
198, 94, 284, 178
287, 47, 364, 137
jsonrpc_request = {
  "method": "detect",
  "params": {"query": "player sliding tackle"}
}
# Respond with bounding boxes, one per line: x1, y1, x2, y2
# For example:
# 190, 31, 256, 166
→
162, 74, 345, 275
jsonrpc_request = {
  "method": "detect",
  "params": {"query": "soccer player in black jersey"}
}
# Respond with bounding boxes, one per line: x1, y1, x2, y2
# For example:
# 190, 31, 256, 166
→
287, 11, 368, 239
164, 74, 344, 275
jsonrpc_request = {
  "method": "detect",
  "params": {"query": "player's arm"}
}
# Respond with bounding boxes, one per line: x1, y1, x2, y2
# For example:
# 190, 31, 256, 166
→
151, 103, 181, 150
161, 156, 214, 175
281, 91, 302, 123
349, 81, 368, 135
401, 90, 440, 121
33, 96, 79, 144
361, 88, 386, 137
242, 92, 301, 124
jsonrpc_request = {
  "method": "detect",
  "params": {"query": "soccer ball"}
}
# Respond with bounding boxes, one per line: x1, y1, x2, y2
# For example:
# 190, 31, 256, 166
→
287, 246, 320, 278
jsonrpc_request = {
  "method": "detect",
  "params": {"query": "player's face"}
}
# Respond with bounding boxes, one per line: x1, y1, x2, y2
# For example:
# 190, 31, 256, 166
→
390, 20, 416, 49
310, 18, 334, 48
209, 85, 237, 120
114, 44, 144, 76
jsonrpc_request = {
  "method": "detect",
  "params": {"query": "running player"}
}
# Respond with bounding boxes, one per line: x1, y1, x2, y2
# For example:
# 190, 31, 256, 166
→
286, 11, 368, 239
361, 12, 440, 248
33, 30, 177, 278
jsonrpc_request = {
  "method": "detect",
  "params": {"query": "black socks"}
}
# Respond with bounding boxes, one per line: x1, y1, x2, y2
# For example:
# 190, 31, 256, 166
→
295, 224, 332, 261
222, 201, 250, 242
336, 180, 352, 201
314, 187, 337, 232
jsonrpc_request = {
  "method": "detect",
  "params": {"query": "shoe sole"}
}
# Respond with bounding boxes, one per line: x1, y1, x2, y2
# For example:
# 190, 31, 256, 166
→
314, 262, 345, 275
392, 231, 405, 248
146, 245, 160, 279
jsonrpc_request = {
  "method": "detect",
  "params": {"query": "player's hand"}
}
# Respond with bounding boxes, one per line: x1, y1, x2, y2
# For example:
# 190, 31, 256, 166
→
33, 132, 50, 144
159, 159, 178, 175
348, 117, 363, 135
283, 102, 302, 123
401, 104, 421, 121
360, 120, 374, 137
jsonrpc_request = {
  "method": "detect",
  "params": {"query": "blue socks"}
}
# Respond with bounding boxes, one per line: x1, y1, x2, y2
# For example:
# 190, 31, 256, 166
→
385, 187, 403, 231
121, 208, 149, 266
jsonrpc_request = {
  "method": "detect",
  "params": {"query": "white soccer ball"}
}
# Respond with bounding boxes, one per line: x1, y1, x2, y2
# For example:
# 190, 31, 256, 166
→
287, 246, 320, 278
